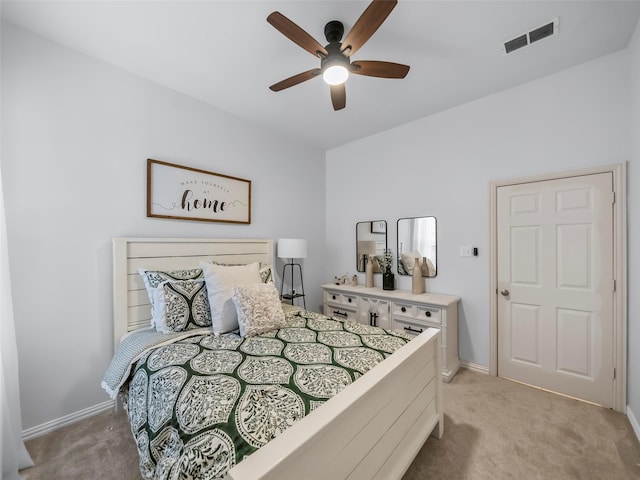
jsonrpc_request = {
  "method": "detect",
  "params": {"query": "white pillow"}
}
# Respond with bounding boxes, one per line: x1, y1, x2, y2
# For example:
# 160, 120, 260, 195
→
232, 283, 286, 337
401, 252, 421, 273
201, 261, 262, 334
205, 260, 274, 284
153, 279, 211, 334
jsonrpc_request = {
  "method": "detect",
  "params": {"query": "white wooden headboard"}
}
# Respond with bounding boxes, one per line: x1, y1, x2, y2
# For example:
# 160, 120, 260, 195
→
112, 237, 274, 350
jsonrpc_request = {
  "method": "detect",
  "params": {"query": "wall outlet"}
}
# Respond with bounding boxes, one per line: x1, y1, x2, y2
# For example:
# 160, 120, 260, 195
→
460, 246, 473, 257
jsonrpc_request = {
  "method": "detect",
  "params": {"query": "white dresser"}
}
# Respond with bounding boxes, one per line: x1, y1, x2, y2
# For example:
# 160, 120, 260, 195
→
322, 284, 460, 382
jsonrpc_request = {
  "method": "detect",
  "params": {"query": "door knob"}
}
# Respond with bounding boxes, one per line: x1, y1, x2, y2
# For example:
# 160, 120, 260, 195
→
500, 289, 510, 296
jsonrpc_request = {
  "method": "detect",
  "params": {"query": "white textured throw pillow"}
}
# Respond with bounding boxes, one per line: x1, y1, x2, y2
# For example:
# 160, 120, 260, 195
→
201, 261, 262, 334
232, 283, 286, 337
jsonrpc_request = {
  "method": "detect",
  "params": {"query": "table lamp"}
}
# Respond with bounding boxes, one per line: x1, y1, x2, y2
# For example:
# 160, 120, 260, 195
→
277, 238, 307, 309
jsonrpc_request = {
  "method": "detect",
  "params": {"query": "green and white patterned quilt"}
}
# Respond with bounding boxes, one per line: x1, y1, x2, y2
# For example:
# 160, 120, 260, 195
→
109, 309, 413, 479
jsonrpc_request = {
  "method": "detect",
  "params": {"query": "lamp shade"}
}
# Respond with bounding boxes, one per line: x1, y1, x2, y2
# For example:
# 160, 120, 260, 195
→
278, 239, 307, 259
358, 241, 377, 256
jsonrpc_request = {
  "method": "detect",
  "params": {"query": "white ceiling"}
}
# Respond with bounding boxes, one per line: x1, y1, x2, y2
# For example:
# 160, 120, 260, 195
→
2, 1, 639, 150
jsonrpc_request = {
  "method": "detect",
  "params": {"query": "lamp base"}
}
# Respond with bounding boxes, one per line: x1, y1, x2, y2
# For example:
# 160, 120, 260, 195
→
280, 261, 306, 310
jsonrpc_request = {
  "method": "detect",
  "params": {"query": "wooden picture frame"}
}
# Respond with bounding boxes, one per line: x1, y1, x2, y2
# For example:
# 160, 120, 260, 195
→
147, 159, 251, 224
371, 220, 386, 234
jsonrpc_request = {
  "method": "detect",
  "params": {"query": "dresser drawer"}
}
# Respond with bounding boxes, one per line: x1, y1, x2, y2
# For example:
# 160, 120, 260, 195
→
391, 302, 442, 326
324, 305, 357, 322
393, 317, 434, 337
325, 290, 358, 308
417, 306, 442, 324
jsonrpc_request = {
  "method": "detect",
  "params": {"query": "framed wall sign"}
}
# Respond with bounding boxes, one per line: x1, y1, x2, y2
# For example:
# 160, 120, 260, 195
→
147, 159, 251, 224
371, 221, 386, 234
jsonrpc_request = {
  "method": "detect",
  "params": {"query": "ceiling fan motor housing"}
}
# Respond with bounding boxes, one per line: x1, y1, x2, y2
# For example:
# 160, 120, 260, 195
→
324, 20, 344, 43
321, 42, 350, 71
320, 20, 350, 71
321, 21, 350, 73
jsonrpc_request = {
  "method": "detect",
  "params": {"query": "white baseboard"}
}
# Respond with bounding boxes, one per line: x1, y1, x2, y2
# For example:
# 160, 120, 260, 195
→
21, 387, 639, 448
460, 360, 489, 375
627, 405, 640, 444
22, 399, 116, 442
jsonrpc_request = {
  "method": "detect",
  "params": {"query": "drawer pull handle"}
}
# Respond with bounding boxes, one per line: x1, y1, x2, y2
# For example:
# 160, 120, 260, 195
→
401, 307, 406, 313
333, 310, 348, 318
332, 295, 336, 300
404, 326, 423, 334
348, 298, 352, 303
425, 311, 431, 317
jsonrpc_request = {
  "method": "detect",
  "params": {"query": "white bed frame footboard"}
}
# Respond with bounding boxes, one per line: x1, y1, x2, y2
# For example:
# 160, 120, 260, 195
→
227, 327, 443, 480
113, 237, 443, 480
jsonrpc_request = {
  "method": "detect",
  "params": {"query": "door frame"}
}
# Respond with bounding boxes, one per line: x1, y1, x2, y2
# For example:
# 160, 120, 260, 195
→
489, 163, 627, 413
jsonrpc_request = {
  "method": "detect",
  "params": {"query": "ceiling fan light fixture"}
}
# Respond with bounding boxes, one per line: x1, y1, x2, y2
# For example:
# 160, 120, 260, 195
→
323, 64, 349, 85
267, 0, 409, 109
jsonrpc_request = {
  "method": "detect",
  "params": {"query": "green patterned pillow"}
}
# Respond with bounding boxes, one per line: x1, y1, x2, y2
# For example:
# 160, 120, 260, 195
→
259, 264, 273, 283
152, 279, 212, 334
139, 268, 203, 327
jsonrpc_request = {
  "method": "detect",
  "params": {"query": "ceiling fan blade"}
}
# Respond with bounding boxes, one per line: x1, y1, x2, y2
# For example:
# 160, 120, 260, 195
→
267, 12, 328, 58
351, 60, 409, 78
341, 0, 397, 57
330, 84, 346, 111
269, 69, 321, 92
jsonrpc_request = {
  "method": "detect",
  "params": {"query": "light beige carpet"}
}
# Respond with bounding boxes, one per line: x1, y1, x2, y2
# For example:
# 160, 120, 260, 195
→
20, 369, 640, 479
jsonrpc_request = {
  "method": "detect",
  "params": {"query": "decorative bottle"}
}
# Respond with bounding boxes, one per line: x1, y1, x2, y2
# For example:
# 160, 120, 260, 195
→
423, 257, 429, 293
365, 256, 374, 288
412, 258, 424, 294
422, 256, 430, 276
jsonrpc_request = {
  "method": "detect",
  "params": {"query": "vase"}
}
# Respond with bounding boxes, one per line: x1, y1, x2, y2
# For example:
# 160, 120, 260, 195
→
382, 271, 395, 290
422, 257, 430, 292
365, 256, 374, 288
421, 256, 430, 276
412, 258, 424, 294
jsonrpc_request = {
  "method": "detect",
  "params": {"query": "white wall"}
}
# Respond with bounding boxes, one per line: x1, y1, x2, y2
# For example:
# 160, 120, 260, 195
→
0, 23, 326, 431
326, 50, 631, 370
627, 18, 640, 432
4, 16, 639, 438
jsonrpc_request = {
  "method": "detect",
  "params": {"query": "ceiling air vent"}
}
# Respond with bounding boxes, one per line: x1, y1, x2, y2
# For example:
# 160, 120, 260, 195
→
504, 34, 528, 54
502, 17, 559, 55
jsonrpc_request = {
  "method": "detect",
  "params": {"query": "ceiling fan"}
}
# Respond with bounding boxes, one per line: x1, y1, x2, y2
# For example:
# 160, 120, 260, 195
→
267, 0, 410, 111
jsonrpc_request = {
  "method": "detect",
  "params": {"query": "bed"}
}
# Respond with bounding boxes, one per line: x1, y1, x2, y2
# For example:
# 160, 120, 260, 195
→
104, 237, 443, 480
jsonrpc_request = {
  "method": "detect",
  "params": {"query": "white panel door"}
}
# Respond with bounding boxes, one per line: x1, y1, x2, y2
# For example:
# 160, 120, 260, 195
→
497, 172, 614, 407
